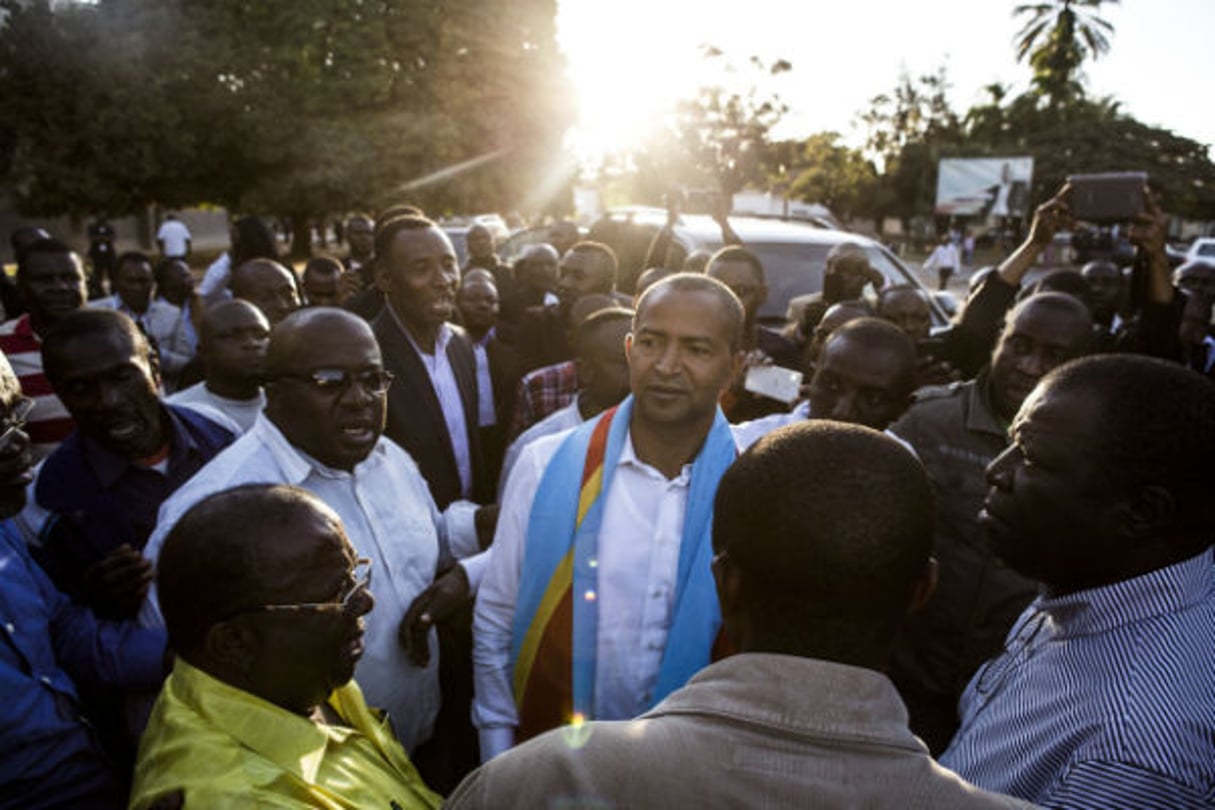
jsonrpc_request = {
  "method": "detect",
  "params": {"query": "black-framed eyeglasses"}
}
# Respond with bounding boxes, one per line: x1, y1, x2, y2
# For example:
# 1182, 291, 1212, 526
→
251, 558, 373, 616
276, 368, 393, 397
0, 397, 35, 451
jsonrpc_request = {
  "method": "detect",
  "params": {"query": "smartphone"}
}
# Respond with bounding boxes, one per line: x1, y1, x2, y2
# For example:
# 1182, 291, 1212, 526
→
744, 365, 804, 404
1066, 172, 1148, 223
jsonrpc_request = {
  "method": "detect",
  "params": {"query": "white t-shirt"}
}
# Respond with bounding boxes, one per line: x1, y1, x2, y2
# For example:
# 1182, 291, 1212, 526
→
157, 219, 191, 257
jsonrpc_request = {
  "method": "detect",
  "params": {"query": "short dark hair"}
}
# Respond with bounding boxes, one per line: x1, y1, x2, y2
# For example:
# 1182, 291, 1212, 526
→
42, 309, 150, 384
876, 284, 928, 310
153, 256, 190, 288
16, 237, 76, 283
1042, 354, 1215, 537
114, 251, 153, 274
713, 421, 934, 644
374, 214, 440, 261
375, 204, 423, 228
707, 245, 765, 284
230, 258, 296, 299
825, 317, 919, 398
231, 216, 279, 265
157, 484, 337, 655
568, 241, 619, 288
634, 272, 744, 351
1031, 269, 1090, 305
575, 307, 634, 353
303, 256, 343, 280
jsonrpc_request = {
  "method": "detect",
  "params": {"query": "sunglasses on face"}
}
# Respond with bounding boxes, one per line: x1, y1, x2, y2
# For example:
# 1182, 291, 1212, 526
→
277, 368, 393, 397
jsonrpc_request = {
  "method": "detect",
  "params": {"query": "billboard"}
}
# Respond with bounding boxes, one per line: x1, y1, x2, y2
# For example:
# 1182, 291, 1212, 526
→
935, 157, 1034, 218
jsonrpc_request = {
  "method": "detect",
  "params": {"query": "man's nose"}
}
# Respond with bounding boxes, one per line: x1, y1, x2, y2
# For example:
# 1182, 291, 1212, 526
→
986, 445, 1017, 488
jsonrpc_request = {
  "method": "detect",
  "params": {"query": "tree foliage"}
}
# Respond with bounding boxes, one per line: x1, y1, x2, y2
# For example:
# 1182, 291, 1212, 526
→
1012, 0, 1118, 107
0, 0, 574, 228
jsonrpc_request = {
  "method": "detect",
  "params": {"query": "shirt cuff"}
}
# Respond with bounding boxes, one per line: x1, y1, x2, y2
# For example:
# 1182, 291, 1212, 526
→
459, 551, 489, 594
443, 500, 481, 559
478, 726, 516, 763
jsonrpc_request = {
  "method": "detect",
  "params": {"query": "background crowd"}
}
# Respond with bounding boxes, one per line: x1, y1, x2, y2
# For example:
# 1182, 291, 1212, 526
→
0, 186, 1213, 809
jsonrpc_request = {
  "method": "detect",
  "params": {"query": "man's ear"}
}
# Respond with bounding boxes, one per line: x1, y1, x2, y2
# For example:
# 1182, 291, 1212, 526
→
204, 619, 258, 676
1121, 484, 1175, 540
907, 557, 938, 616
145, 347, 163, 391
624, 332, 634, 362
374, 263, 392, 294
712, 554, 745, 618
729, 348, 746, 381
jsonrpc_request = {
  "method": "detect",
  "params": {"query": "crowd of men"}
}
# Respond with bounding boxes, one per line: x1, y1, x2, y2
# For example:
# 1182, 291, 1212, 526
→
1, 188, 1212, 809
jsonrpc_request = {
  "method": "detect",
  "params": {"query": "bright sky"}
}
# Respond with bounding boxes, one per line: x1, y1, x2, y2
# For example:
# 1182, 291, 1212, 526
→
557, 0, 1215, 163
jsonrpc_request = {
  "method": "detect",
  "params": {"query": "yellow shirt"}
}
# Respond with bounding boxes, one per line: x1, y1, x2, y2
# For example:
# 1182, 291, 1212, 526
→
130, 660, 441, 809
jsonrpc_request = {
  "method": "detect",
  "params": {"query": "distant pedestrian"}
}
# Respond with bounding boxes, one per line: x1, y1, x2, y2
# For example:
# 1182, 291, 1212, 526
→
923, 235, 960, 291
156, 214, 191, 260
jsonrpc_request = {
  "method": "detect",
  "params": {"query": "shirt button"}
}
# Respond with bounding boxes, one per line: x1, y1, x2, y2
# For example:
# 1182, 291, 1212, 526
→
39, 675, 53, 686
3, 622, 14, 634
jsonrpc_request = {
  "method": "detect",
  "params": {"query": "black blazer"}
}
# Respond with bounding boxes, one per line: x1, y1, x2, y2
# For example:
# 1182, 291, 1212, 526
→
372, 310, 490, 508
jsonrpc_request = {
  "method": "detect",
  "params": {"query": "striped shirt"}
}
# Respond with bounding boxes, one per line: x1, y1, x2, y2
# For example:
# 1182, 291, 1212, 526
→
940, 549, 1215, 809
0, 315, 73, 460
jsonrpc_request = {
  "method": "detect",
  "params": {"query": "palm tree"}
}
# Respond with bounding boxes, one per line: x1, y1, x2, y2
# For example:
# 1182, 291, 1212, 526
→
1012, 0, 1118, 106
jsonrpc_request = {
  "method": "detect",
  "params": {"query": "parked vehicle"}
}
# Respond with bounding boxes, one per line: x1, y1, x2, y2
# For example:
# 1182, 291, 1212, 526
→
589, 210, 951, 328
1185, 237, 1215, 263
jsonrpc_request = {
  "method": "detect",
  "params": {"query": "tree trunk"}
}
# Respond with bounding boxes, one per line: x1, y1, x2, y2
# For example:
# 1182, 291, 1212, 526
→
289, 213, 311, 261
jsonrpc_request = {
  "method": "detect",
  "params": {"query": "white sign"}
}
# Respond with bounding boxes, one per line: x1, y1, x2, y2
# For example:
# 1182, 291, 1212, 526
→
936, 157, 1034, 218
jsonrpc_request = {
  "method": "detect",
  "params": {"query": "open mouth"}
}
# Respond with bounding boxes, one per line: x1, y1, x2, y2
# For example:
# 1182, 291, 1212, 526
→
105, 418, 143, 444
339, 424, 377, 444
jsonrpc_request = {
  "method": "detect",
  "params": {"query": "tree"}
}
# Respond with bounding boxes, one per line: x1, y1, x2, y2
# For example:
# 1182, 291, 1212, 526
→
667, 50, 791, 197
859, 67, 962, 225
1013, 0, 1118, 106
776, 133, 879, 223
0, 0, 574, 244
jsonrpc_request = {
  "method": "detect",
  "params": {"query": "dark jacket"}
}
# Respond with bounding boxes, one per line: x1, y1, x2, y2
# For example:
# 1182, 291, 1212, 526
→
31, 405, 233, 607
372, 310, 490, 508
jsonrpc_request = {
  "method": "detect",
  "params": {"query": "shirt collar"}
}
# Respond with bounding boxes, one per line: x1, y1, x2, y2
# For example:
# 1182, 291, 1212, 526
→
969, 373, 1010, 438
1038, 550, 1213, 638
15, 314, 34, 340
387, 304, 451, 358
473, 326, 495, 349
618, 428, 693, 485
650, 653, 924, 753
170, 660, 353, 783
83, 404, 196, 487
255, 414, 388, 485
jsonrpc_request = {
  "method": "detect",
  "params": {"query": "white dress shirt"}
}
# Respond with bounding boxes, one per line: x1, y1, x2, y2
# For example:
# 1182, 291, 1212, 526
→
496, 397, 586, 500
139, 416, 450, 752
472, 331, 497, 428
396, 312, 473, 499
92, 296, 194, 381
474, 425, 702, 761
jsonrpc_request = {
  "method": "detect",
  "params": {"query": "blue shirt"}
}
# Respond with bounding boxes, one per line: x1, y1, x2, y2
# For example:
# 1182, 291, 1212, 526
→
0, 520, 166, 807
941, 550, 1215, 809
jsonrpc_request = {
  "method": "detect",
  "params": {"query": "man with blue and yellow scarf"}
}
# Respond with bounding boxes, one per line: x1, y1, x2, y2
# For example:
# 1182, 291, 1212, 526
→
472, 274, 746, 761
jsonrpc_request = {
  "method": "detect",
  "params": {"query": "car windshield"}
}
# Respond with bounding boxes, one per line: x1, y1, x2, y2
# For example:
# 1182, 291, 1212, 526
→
699, 240, 929, 325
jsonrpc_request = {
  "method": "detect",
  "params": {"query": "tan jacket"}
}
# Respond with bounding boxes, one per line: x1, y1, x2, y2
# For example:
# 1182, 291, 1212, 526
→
445, 654, 1038, 809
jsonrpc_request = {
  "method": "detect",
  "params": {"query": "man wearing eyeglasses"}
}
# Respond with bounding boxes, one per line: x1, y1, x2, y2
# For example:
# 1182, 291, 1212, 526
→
131, 484, 440, 809
140, 307, 480, 761
0, 352, 170, 808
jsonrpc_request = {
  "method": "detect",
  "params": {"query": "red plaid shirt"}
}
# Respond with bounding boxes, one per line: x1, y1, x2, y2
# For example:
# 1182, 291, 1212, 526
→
509, 360, 578, 441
